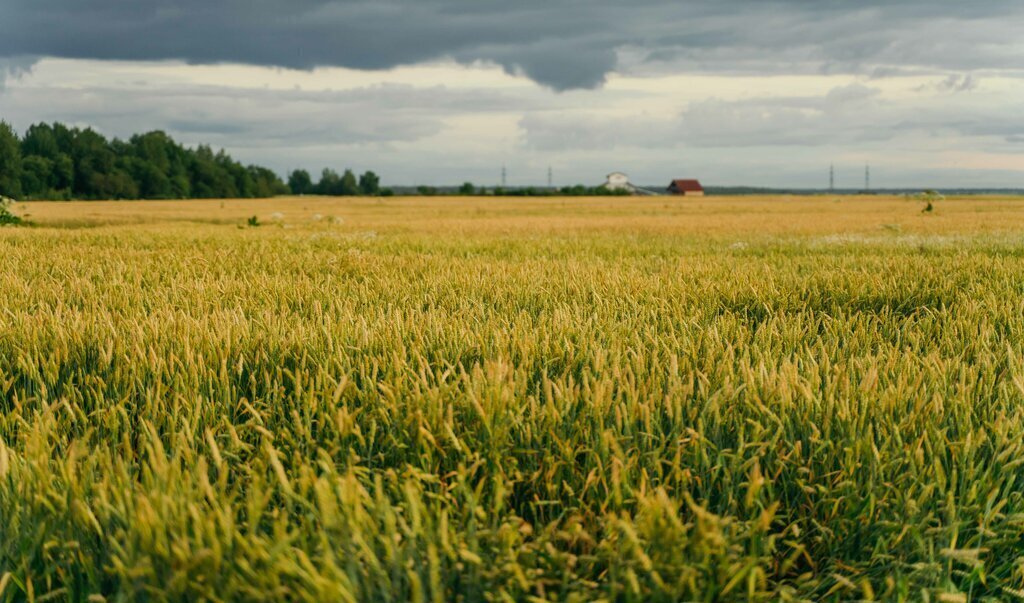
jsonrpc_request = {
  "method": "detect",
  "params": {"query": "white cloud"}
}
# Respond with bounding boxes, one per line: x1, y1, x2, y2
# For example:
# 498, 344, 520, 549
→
1, 56, 1022, 188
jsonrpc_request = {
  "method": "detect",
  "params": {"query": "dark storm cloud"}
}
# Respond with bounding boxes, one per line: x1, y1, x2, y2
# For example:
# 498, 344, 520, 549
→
1, 1, 1022, 90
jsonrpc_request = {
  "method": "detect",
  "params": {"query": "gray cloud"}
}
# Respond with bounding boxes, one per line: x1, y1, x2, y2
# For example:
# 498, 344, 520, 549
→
1, 2, 1023, 90
0, 56, 34, 92
676, 84, 1024, 153
519, 80, 1024, 158
0, 80, 532, 149
519, 113, 678, 151
931, 74, 980, 93
678, 84, 893, 148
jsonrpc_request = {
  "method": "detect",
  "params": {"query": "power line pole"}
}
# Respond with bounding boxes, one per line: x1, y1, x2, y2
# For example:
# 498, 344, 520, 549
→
829, 164, 835, 192
501, 165, 506, 189
865, 163, 870, 192
547, 166, 553, 189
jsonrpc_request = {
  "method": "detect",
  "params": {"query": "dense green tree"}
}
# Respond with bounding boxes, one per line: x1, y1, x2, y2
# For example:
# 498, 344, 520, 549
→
52, 154, 74, 194
0, 122, 23, 197
0, 122, 25, 198
130, 131, 175, 173
217, 150, 252, 198
128, 131, 191, 198
189, 146, 238, 198
358, 171, 380, 195
2, 120, 315, 200
51, 123, 76, 156
340, 169, 360, 196
129, 158, 174, 198
288, 169, 313, 195
70, 128, 116, 198
20, 155, 54, 196
317, 168, 342, 195
314, 168, 382, 196
90, 170, 139, 199
22, 123, 60, 160
249, 166, 289, 197
459, 182, 475, 195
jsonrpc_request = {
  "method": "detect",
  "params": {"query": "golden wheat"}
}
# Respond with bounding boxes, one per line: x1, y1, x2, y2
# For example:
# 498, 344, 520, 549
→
2, 195, 1024, 601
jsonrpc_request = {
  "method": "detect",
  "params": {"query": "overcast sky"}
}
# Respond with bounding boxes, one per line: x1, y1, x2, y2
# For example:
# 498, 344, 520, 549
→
2, 1, 1023, 188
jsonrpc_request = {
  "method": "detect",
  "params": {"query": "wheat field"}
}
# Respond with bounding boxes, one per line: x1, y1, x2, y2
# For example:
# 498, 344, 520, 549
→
2, 195, 1024, 601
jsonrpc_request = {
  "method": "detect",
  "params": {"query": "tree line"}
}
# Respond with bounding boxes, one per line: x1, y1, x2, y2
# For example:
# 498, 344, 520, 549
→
0, 120, 637, 201
0, 121, 384, 200
286, 168, 383, 196
412, 183, 630, 196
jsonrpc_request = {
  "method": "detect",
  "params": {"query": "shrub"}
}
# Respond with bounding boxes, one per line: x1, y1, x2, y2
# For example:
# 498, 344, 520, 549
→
0, 196, 24, 225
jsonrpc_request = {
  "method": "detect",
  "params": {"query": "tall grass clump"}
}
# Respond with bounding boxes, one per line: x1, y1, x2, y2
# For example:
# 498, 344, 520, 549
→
2, 196, 1024, 601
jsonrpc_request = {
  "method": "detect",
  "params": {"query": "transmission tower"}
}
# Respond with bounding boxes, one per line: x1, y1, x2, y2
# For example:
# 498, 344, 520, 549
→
547, 166, 553, 189
829, 164, 835, 192
865, 164, 870, 192
501, 165, 506, 188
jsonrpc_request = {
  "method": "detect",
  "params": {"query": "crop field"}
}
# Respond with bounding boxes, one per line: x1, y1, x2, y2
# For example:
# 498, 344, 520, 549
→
3, 195, 1024, 601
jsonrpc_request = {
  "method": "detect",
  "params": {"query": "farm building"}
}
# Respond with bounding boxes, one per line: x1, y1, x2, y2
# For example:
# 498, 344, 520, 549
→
668, 179, 705, 196
604, 172, 635, 193
602, 173, 659, 195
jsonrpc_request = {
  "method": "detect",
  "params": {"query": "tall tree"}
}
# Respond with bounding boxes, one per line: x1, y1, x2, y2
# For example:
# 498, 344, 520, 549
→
358, 171, 380, 195
20, 155, 54, 197
71, 128, 116, 198
52, 154, 74, 195
340, 169, 360, 196
288, 169, 313, 195
317, 168, 341, 195
0, 121, 23, 198
22, 123, 60, 159
249, 166, 289, 197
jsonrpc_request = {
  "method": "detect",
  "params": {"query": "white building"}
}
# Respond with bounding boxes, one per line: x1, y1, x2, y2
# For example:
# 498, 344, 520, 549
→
603, 172, 635, 192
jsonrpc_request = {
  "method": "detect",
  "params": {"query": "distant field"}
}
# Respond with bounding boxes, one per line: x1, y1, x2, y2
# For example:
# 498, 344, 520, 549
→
15, 194, 1024, 236
3, 195, 1024, 600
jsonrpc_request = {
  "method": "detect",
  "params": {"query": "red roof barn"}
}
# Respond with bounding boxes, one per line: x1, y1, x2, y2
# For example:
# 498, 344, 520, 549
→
668, 179, 705, 196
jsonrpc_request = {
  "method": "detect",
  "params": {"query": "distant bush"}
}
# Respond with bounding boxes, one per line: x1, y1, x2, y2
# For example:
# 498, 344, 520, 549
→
917, 190, 944, 214
384, 184, 635, 197
481, 185, 631, 197
0, 196, 24, 225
